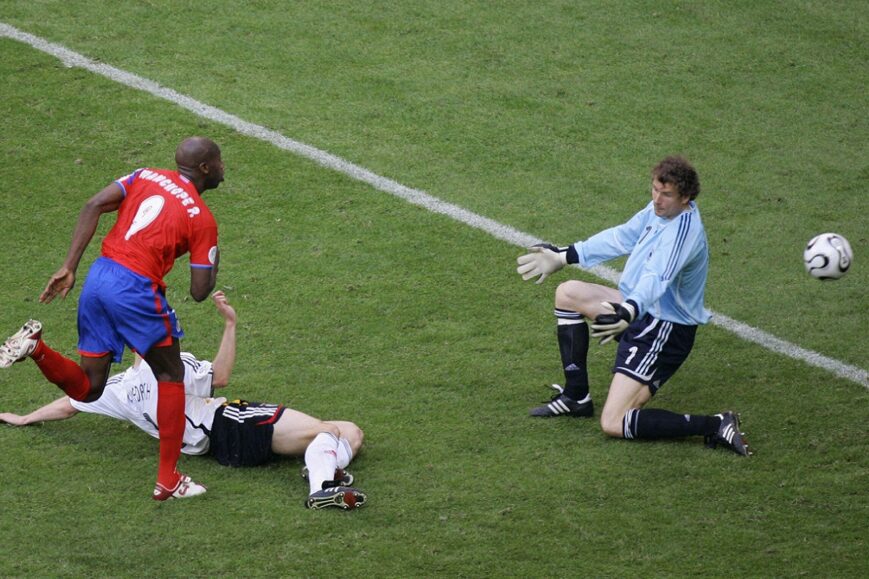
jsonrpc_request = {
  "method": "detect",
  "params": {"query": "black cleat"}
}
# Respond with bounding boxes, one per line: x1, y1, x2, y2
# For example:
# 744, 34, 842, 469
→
706, 412, 751, 456
300, 466, 354, 487
305, 486, 367, 510
530, 386, 594, 418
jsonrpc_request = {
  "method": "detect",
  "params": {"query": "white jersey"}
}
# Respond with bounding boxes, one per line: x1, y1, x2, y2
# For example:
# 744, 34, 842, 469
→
69, 353, 227, 455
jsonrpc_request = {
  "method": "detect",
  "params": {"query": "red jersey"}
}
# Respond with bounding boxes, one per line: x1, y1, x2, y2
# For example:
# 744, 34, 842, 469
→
101, 168, 218, 288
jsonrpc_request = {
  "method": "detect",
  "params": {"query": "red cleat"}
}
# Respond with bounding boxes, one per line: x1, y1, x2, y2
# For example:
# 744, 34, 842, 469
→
152, 474, 207, 501
0, 320, 42, 368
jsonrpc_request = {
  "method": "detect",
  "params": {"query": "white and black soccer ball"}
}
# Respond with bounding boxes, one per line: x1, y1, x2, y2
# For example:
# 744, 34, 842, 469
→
803, 233, 853, 280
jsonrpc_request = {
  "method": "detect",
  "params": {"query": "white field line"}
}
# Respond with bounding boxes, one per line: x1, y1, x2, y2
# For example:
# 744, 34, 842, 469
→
2, 22, 866, 388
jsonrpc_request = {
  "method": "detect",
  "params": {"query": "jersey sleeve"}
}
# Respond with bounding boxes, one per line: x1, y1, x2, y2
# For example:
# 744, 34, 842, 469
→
573, 204, 651, 268
624, 209, 703, 316
188, 211, 218, 269
114, 168, 145, 196
68, 378, 130, 422
180, 352, 215, 397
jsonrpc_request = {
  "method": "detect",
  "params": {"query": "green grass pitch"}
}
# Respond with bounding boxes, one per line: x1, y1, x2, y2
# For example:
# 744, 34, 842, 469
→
0, 1, 866, 576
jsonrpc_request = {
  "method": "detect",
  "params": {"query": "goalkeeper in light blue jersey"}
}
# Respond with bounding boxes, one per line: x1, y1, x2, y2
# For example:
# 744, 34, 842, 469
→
516, 156, 750, 456
575, 195, 711, 326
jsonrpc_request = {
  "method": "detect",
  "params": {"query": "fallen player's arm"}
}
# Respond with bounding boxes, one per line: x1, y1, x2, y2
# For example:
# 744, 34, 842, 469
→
211, 290, 237, 389
0, 397, 79, 426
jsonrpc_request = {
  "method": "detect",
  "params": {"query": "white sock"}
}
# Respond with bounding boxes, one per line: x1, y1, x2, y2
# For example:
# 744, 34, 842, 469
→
304, 432, 339, 494
336, 437, 353, 469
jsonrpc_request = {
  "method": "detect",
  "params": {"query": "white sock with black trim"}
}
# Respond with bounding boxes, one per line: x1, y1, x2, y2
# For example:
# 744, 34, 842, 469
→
336, 437, 353, 469
304, 432, 340, 494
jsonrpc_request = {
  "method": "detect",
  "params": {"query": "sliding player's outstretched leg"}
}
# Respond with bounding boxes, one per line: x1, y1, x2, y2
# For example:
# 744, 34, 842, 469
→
0, 320, 42, 368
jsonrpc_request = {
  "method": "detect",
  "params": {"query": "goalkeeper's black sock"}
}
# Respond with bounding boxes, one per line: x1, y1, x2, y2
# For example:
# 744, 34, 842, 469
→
555, 309, 589, 401
623, 408, 721, 439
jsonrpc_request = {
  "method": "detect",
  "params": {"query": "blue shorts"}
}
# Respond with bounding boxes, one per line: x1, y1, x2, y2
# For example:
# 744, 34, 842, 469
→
77, 257, 184, 363
613, 313, 697, 394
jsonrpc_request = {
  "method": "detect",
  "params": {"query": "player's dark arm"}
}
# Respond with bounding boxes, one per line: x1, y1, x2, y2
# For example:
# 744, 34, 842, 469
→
189, 246, 219, 302
0, 397, 80, 426
40, 183, 124, 303
61, 182, 124, 272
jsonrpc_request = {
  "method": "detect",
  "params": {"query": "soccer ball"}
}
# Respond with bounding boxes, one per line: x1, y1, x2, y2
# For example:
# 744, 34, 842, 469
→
803, 233, 853, 280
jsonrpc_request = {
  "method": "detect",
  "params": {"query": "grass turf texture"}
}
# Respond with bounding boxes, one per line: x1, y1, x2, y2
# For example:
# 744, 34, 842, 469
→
0, 1, 867, 576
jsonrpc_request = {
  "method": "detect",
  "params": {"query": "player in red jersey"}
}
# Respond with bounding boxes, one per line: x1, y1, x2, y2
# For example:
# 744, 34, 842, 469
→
0, 136, 225, 500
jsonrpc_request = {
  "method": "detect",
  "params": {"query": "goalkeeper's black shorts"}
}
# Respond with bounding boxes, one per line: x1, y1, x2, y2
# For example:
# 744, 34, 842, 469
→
209, 400, 285, 467
612, 313, 697, 394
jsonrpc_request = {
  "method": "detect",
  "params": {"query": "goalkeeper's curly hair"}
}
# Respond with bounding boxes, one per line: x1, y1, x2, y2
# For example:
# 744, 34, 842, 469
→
652, 156, 700, 200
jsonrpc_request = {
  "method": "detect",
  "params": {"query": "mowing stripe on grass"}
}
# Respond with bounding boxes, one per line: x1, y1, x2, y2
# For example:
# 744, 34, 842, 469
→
2, 22, 866, 388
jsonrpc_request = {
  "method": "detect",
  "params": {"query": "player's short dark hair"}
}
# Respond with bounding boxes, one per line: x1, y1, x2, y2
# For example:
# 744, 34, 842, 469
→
652, 156, 700, 200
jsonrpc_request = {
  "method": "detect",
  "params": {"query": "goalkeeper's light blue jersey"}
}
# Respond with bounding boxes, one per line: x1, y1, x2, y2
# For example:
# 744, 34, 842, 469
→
572, 200, 711, 326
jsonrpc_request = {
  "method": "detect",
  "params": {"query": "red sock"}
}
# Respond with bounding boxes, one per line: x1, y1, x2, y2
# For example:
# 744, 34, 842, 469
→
156, 381, 185, 489
30, 341, 91, 401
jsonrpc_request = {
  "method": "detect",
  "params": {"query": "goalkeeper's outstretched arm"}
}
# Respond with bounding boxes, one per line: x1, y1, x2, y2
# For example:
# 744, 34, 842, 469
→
516, 243, 578, 284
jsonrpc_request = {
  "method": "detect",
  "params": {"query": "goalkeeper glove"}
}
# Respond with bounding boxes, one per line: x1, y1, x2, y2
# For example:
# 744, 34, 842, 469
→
516, 244, 568, 284
590, 300, 638, 344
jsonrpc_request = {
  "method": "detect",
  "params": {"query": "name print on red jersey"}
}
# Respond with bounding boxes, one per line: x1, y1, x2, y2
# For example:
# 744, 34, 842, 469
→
135, 169, 202, 216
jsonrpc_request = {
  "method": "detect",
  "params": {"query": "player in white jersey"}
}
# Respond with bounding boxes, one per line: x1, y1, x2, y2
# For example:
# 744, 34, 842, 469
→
516, 156, 750, 456
0, 292, 368, 509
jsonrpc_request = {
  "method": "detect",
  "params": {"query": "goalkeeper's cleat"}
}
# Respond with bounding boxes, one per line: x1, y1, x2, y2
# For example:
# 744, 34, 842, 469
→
152, 474, 207, 501
530, 388, 594, 418
0, 320, 42, 368
705, 412, 752, 457
305, 486, 367, 510
300, 466, 354, 487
